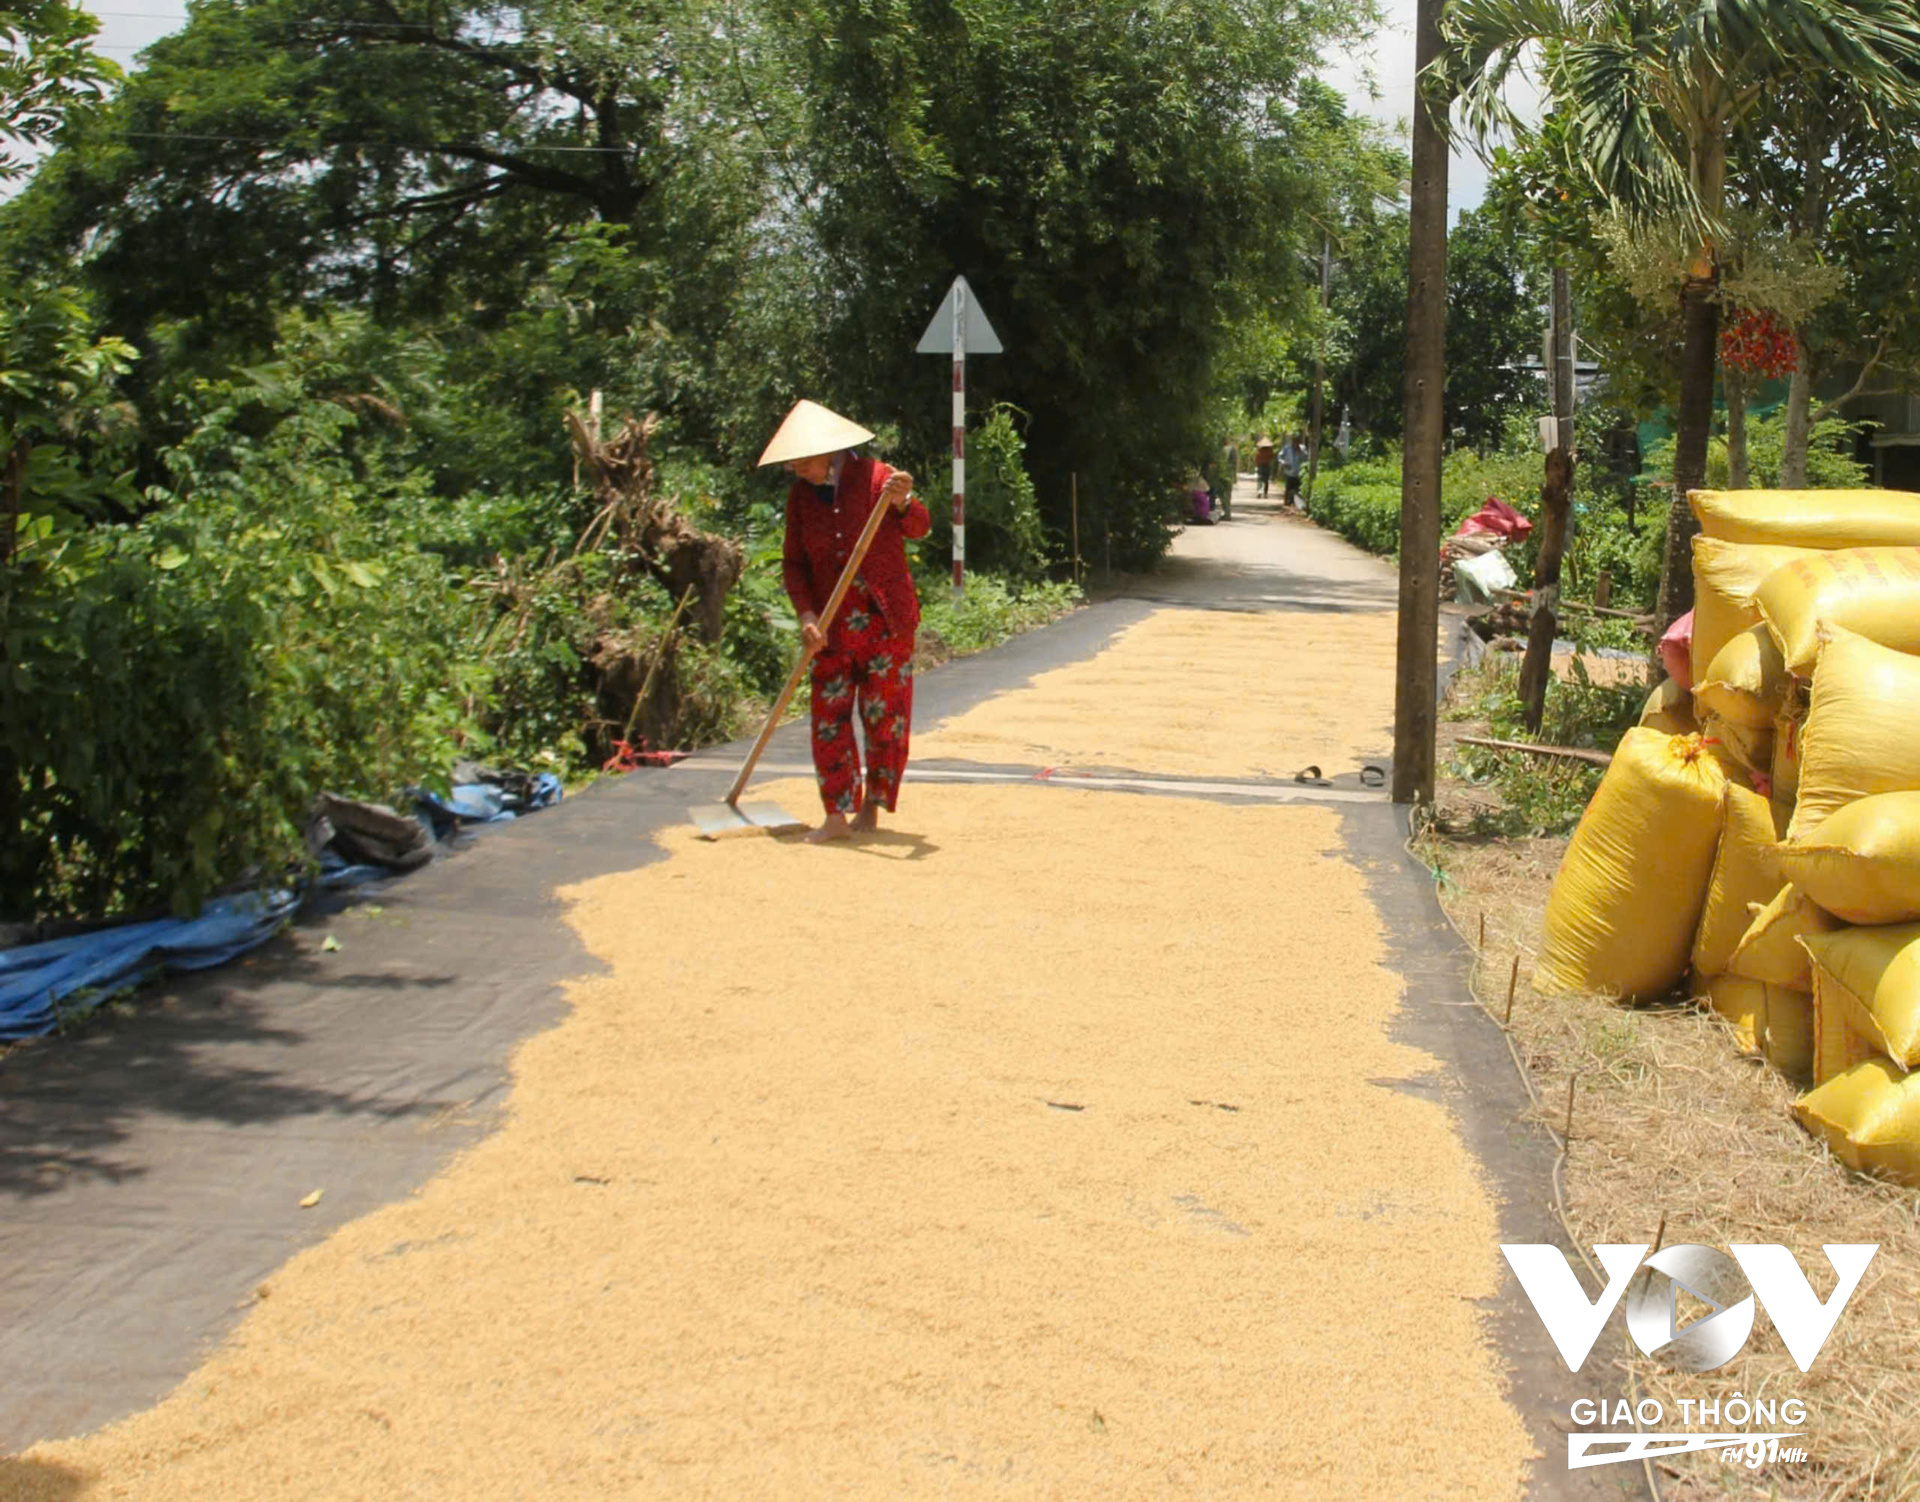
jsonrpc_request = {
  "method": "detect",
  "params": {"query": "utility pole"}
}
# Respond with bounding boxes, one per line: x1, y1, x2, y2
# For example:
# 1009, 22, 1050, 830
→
1392, 0, 1448, 808
1519, 268, 1575, 730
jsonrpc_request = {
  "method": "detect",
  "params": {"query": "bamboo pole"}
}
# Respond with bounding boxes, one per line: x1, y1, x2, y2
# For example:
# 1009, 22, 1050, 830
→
1458, 735, 1612, 768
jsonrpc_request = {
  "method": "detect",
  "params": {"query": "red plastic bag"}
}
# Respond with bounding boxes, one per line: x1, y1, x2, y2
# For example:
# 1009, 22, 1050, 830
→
1659, 609, 1695, 691
1454, 496, 1533, 542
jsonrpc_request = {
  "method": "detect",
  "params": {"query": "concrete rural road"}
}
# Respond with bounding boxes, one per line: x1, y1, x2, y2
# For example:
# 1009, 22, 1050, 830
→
1, 480, 1631, 1500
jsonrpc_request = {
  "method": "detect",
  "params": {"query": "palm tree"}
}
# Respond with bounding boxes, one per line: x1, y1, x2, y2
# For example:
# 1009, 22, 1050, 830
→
1439, 0, 1920, 631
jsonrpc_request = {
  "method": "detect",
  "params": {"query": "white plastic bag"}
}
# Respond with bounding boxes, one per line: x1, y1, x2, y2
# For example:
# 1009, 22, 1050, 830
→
1454, 548, 1517, 604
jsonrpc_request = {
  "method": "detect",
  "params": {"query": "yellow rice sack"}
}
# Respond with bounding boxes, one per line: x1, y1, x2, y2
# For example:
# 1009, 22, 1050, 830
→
1772, 707, 1804, 802
1789, 628, 1920, 840
1702, 974, 1767, 1050
1693, 623, 1789, 730
1802, 923, 1920, 1070
1754, 546, 1920, 674
1691, 537, 1816, 677
1639, 678, 1697, 735
1702, 976, 1813, 1074
1812, 966, 1881, 1083
1699, 709, 1771, 781
1692, 487, 1920, 548
1778, 791, 1920, 924
1538, 730, 1728, 1001
1793, 1055, 1920, 1185
1765, 987, 1816, 1077
1691, 784, 1784, 976
1727, 884, 1840, 989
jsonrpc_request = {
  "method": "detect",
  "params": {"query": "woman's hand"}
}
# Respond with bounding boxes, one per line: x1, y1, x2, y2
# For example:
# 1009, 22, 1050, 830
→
880, 471, 915, 513
800, 613, 825, 655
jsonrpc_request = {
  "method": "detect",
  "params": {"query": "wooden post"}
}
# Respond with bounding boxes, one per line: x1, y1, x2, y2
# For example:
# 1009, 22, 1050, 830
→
1595, 569, 1613, 610
1519, 267, 1575, 732
1392, 0, 1448, 807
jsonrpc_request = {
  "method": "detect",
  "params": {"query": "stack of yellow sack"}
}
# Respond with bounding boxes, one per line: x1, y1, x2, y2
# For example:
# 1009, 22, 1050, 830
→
1538, 486, 1920, 1184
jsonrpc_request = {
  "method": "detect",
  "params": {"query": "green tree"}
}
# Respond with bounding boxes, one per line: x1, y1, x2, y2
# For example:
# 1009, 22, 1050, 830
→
1731, 80, 1920, 484
0, 0, 117, 184
1442, 0, 1920, 629
1328, 206, 1545, 452
3, 0, 762, 437
759, 0, 1375, 569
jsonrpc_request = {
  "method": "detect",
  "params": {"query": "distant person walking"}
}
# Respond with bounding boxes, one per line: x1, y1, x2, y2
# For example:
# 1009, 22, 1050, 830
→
1279, 431, 1307, 511
1255, 434, 1276, 498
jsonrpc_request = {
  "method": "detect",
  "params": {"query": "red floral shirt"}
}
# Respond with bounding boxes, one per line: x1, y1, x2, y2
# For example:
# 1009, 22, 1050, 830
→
782, 455, 931, 639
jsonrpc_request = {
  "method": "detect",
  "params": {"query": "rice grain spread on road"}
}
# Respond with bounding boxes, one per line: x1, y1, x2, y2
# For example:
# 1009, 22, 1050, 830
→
12, 602, 1532, 1500
915, 607, 1417, 778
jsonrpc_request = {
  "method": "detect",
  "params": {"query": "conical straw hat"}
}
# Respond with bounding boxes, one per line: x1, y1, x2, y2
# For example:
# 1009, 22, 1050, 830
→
757, 399, 875, 466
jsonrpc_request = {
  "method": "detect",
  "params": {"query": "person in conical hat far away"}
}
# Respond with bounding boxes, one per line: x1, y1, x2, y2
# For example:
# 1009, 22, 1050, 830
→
759, 399, 931, 843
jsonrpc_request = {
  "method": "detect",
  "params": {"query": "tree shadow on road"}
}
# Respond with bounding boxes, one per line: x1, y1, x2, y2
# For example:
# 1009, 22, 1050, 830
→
0, 932, 473, 1200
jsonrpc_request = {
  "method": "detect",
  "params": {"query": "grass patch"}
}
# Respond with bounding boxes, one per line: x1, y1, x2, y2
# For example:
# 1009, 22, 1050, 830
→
1441, 650, 1645, 837
913, 576, 1084, 669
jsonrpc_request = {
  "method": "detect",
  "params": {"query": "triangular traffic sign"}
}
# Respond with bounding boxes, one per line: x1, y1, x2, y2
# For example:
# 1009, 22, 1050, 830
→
916, 275, 1002, 355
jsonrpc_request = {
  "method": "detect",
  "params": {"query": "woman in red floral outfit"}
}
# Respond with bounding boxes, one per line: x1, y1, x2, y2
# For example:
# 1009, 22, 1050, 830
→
760, 400, 930, 844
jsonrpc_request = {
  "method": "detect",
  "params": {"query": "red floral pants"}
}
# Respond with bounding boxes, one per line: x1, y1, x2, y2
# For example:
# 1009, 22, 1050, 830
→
810, 587, 914, 815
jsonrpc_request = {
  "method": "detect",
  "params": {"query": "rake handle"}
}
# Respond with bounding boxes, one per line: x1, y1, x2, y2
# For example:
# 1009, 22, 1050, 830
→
725, 475, 909, 806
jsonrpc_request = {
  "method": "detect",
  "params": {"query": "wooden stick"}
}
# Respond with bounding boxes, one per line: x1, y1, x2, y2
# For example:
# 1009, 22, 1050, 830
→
1489, 586, 1651, 624
1478, 912, 1486, 951
1564, 1072, 1579, 1143
723, 478, 906, 807
1458, 735, 1613, 768
1504, 954, 1519, 1025
620, 583, 697, 748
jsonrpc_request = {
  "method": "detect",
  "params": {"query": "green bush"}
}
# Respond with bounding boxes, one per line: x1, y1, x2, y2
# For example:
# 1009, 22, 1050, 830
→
1308, 455, 1404, 555
1444, 653, 1645, 837
1650, 410, 1873, 492
917, 403, 1053, 583
5, 377, 473, 921
917, 576, 1083, 659
1310, 446, 1549, 563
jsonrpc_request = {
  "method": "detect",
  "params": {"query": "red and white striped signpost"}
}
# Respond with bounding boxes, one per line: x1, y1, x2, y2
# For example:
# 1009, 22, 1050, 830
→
918, 276, 1001, 601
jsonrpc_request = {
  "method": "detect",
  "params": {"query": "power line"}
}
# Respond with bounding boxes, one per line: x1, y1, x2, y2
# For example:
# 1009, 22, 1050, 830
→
115, 131, 642, 153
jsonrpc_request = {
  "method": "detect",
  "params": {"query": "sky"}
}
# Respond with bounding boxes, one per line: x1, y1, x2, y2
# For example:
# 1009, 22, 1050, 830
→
1316, 0, 1506, 219
54, 0, 1507, 216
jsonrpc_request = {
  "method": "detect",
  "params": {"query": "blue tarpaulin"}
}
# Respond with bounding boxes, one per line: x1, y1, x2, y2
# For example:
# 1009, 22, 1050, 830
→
0, 774, 565, 1041
411, 771, 562, 831
0, 890, 302, 1041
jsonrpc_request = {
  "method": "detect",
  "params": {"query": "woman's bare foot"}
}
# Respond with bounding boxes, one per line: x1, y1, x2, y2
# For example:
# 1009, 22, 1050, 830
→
806, 812, 852, 844
851, 803, 881, 834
